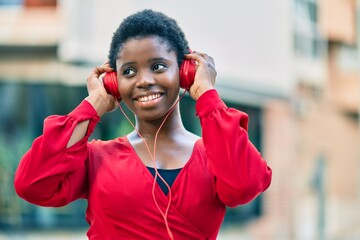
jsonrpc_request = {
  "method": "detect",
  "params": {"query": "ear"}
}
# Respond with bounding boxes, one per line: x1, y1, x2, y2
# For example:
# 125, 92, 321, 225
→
103, 72, 121, 99
179, 59, 196, 90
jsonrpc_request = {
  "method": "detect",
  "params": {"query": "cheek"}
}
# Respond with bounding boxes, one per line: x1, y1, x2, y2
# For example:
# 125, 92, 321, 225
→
118, 78, 130, 94
117, 81, 133, 105
166, 68, 181, 88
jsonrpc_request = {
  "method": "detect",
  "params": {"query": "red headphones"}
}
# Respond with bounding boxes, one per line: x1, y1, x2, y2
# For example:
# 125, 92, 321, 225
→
103, 58, 196, 99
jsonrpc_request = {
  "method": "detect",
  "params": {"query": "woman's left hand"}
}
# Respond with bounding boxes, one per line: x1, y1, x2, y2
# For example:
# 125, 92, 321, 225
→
185, 51, 216, 100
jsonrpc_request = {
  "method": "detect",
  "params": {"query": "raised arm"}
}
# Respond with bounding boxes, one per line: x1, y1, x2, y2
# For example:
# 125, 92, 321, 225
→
14, 62, 116, 207
196, 90, 272, 207
14, 101, 100, 207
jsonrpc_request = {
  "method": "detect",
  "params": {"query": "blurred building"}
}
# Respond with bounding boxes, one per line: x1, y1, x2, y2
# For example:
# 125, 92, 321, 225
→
0, 0, 359, 239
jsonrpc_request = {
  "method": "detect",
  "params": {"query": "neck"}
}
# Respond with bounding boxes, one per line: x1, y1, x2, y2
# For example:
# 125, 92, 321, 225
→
132, 105, 185, 141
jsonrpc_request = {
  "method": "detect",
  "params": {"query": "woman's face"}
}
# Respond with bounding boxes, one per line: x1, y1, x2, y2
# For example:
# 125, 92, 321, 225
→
116, 36, 180, 121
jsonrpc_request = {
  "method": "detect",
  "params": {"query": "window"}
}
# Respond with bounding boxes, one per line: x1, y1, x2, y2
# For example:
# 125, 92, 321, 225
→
293, 0, 326, 59
0, 0, 56, 7
0, 0, 22, 6
24, 0, 56, 7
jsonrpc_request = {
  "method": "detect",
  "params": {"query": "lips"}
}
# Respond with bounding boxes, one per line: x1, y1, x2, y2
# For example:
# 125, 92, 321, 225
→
136, 93, 162, 102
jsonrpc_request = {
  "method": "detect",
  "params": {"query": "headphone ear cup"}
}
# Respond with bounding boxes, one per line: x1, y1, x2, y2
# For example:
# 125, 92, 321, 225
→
103, 72, 121, 99
179, 59, 196, 90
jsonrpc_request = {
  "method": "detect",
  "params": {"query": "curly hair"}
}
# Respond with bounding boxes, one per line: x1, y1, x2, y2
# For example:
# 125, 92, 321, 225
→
108, 9, 189, 70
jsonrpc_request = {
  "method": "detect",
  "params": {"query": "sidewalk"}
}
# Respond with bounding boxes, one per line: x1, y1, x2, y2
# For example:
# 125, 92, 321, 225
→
0, 228, 250, 240
0, 231, 86, 240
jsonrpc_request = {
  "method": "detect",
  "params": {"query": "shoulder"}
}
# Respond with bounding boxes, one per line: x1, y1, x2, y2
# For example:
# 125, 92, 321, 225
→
86, 137, 135, 168
88, 136, 130, 152
180, 131, 202, 152
192, 138, 206, 157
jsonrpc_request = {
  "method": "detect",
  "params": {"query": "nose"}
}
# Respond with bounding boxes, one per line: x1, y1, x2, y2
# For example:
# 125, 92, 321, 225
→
135, 70, 155, 89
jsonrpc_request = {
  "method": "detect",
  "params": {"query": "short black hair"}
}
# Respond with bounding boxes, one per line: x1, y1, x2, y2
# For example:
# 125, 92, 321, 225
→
108, 9, 189, 70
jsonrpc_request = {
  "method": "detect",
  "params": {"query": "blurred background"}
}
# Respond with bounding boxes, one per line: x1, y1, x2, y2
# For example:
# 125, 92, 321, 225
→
0, 0, 359, 239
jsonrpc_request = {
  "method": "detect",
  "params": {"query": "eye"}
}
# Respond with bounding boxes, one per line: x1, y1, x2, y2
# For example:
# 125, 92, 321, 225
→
122, 68, 135, 77
152, 63, 167, 72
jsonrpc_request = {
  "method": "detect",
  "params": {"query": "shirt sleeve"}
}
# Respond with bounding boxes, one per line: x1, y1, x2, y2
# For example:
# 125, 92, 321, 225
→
14, 100, 100, 207
196, 89, 272, 207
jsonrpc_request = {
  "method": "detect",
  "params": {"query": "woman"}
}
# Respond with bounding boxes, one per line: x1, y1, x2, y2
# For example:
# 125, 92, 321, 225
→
14, 9, 272, 239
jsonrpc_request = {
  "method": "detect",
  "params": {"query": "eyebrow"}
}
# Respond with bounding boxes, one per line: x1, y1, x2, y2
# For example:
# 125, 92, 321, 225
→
117, 61, 136, 72
148, 57, 169, 63
117, 57, 170, 71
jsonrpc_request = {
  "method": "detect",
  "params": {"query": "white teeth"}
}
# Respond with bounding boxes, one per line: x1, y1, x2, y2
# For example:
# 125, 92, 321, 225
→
138, 94, 161, 102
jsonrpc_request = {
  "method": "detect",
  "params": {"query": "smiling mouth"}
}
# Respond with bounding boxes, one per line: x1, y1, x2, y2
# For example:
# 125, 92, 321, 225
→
137, 93, 161, 102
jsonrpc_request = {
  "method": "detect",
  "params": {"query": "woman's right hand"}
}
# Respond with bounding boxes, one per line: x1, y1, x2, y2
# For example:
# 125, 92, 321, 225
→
85, 62, 118, 117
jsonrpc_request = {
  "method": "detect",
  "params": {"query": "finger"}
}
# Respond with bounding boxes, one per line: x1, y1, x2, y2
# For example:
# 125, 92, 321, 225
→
102, 61, 114, 70
205, 55, 215, 68
102, 60, 110, 65
98, 64, 114, 72
90, 65, 113, 79
184, 52, 205, 64
186, 52, 215, 69
194, 52, 214, 63
86, 75, 101, 92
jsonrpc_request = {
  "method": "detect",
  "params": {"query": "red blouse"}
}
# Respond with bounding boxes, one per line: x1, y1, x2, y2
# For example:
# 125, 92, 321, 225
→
14, 89, 272, 239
